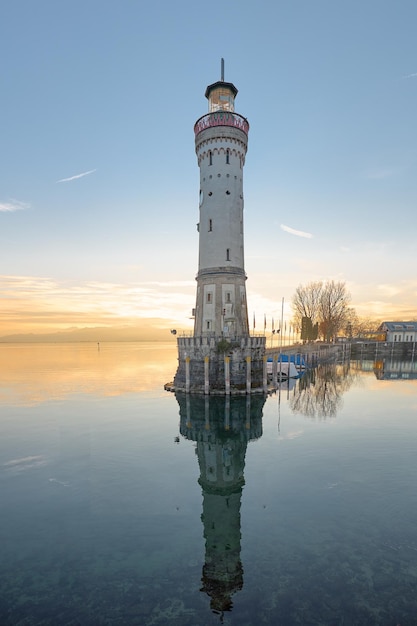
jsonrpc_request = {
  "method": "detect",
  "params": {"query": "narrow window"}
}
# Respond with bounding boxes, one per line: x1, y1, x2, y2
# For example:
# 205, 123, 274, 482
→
207, 292, 212, 303
226, 248, 230, 261
209, 219, 212, 232
206, 320, 211, 330
209, 151, 212, 165
226, 292, 231, 303
226, 149, 230, 164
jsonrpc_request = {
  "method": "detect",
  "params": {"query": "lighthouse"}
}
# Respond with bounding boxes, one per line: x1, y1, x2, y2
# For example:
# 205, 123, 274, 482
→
193, 60, 249, 338
171, 62, 266, 395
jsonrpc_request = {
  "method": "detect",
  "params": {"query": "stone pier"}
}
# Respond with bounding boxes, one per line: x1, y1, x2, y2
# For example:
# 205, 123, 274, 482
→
172, 335, 266, 395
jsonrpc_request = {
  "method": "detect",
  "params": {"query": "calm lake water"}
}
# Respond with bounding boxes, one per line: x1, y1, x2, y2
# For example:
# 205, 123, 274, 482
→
1, 342, 416, 626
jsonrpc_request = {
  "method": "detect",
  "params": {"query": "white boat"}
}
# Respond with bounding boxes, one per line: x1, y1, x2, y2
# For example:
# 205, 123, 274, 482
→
267, 360, 299, 378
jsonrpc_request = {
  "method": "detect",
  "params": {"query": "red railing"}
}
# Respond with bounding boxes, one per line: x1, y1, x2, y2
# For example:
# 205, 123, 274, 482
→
194, 112, 249, 136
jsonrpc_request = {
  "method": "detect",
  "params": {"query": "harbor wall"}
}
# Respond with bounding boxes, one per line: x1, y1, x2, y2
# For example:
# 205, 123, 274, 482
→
172, 335, 266, 395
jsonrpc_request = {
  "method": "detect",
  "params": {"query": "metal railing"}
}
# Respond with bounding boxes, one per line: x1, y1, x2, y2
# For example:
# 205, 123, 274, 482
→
194, 112, 249, 136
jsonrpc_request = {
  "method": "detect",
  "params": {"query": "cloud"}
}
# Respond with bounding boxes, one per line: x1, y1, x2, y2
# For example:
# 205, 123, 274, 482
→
0, 274, 196, 336
402, 72, 417, 79
0, 199, 30, 212
377, 283, 402, 298
3, 455, 47, 473
56, 168, 97, 183
280, 224, 313, 239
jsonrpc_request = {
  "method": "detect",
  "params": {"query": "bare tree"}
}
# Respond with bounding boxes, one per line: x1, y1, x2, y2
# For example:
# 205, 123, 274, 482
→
291, 280, 351, 342
318, 280, 351, 342
292, 281, 323, 328
350, 315, 382, 338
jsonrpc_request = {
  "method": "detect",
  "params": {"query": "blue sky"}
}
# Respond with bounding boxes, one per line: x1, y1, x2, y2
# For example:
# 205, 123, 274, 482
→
1, 0, 416, 337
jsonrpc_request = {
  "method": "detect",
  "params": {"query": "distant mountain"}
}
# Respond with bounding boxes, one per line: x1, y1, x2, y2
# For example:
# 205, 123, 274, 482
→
0, 320, 187, 343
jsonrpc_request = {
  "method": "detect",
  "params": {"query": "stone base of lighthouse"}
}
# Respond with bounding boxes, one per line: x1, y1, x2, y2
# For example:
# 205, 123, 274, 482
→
170, 335, 267, 395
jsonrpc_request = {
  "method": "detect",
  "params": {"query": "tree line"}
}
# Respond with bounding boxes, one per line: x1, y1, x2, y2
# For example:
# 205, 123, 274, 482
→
291, 280, 381, 343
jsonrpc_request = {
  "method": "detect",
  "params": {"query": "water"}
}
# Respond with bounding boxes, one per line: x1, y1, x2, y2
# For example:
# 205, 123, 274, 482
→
0, 342, 416, 625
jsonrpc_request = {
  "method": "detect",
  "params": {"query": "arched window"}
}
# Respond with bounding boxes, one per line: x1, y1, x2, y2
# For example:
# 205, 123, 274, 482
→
226, 149, 230, 164
226, 248, 230, 261
209, 219, 212, 232
209, 151, 212, 166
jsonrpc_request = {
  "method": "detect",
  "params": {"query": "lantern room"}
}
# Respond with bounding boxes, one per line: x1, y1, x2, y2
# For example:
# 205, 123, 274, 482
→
205, 80, 238, 113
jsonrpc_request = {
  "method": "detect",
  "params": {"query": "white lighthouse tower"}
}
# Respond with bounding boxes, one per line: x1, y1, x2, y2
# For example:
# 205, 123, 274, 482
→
194, 60, 249, 338
172, 61, 266, 395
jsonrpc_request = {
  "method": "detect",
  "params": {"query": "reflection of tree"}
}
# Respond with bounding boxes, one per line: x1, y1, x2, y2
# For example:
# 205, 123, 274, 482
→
290, 362, 358, 418
175, 393, 265, 615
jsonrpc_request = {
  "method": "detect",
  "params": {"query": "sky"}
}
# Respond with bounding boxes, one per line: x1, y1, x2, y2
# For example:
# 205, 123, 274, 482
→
1, 0, 416, 340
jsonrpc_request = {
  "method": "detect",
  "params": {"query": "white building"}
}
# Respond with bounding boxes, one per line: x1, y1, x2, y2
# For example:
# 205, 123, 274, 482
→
379, 321, 417, 343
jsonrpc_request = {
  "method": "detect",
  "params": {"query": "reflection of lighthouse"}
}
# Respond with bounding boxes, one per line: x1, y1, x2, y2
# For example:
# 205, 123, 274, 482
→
176, 393, 265, 613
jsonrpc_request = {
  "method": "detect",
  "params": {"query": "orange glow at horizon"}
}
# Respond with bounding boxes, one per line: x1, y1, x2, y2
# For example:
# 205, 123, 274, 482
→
0, 342, 179, 406
0, 274, 415, 340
